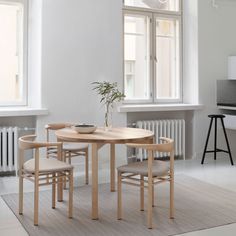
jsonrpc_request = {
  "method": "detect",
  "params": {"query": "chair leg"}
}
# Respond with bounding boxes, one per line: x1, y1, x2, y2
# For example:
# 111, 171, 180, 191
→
34, 177, 39, 226
52, 173, 56, 209
68, 170, 73, 218
140, 175, 144, 211
85, 148, 89, 185
152, 182, 155, 207
64, 151, 68, 190
19, 174, 24, 215
170, 176, 174, 219
117, 171, 122, 220
147, 178, 153, 229
46, 174, 50, 184
68, 153, 71, 165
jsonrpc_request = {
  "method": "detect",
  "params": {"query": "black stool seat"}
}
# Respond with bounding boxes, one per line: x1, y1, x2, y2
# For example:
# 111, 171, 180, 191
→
208, 114, 225, 118
201, 114, 233, 165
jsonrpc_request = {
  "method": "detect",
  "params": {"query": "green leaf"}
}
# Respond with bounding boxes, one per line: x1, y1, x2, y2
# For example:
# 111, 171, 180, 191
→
91, 81, 125, 107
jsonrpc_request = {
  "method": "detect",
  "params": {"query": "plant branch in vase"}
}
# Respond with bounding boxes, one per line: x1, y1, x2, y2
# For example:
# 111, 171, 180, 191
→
92, 81, 125, 131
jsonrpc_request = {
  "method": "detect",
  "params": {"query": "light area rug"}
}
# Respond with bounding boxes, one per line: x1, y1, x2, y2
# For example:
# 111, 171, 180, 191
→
2, 175, 236, 236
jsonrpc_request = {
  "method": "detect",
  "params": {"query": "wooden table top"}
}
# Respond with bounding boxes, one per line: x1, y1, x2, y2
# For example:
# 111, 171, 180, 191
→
55, 127, 154, 144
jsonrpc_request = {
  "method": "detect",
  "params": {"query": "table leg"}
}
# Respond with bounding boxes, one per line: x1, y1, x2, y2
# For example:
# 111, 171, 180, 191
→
92, 143, 98, 219
110, 144, 115, 192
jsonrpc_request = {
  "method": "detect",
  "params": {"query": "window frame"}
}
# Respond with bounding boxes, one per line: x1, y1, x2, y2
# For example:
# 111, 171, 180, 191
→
123, 10, 153, 104
153, 13, 182, 103
0, 0, 28, 107
123, 0, 183, 104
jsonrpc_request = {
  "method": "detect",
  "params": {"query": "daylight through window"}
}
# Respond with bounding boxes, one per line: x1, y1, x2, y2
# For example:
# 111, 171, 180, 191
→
0, 1, 26, 106
124, 0, 182, 103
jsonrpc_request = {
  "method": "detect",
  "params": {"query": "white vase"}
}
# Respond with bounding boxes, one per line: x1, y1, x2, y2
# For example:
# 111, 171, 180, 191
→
104, 105, 112, 131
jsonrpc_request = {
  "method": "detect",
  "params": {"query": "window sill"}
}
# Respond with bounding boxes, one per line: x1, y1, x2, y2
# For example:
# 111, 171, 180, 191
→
118, 103, 204, 112
0, 107, 49, 117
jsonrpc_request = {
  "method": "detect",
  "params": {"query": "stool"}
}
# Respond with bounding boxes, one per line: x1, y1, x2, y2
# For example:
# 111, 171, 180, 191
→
201, 114, 234, 165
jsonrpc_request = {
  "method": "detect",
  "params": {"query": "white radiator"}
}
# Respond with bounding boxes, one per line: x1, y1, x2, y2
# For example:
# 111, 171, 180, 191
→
136, 119, 185, 160
0, 127, 18, 173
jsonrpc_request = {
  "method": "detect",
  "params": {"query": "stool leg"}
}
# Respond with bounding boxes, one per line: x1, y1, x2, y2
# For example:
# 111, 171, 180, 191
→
220, 118, 234, 165
214, 118, 217, 160
201, 118, 213, 164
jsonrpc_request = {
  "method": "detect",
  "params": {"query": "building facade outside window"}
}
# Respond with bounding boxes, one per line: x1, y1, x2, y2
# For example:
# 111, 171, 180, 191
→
123, 0, 182, 103
0, 0, 27, 106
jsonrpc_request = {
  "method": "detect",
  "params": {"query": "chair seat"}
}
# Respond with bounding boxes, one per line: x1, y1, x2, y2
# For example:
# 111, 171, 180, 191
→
117, 160, 170, 176
63, 142, 88, 151
23, 158, 73, 173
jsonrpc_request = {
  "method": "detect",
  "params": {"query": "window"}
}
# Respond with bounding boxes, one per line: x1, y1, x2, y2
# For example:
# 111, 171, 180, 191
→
0, 0, 27, 106
123, 0, 182, 103
124, 60, 135, 97
124, 0, 180, 12
124, 14, 151, 100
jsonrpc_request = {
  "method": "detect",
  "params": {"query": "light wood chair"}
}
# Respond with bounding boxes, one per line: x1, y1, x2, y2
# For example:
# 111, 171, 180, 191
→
18, 135, 73, 226
117, 137, 174, 229
45, 123, 89, 185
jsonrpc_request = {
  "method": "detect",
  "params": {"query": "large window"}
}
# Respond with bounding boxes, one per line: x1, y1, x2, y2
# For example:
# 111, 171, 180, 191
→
124, 13, 151, 100
0, 0, 27, 106
124, 0, 182, 103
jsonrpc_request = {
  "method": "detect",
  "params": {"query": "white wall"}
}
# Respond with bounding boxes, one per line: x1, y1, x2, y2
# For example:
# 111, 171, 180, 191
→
126, 0, 236, 160
194, 0, 236, 158
33, 0, 236, 170
183, 0, 198, 104
36, 0, 126, 174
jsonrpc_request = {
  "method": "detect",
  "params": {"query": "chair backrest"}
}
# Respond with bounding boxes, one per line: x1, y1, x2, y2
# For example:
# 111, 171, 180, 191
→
126, 137, 175, 177
45, 123, 68, 131
19, 134, 62, 150
126, 137, 174, 153
18, 134, 62, 173
19, 135, 47, 150
45, 123, 72, 141
45, 123, 73, 158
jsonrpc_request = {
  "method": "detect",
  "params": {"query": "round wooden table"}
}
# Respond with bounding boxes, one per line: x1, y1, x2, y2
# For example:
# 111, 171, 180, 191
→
56, 127, 154, 219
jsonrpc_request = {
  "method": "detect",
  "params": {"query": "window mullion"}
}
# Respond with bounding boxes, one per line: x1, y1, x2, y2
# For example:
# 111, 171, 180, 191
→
151, 13, 156, 103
